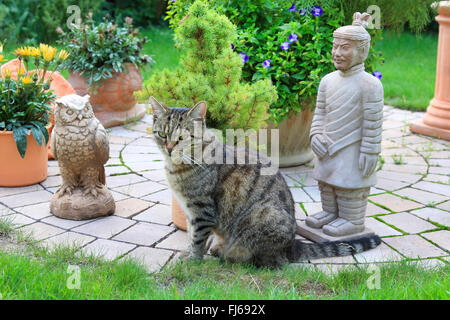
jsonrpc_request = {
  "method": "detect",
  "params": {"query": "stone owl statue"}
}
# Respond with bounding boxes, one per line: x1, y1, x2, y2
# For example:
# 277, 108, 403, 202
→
50, 94, 115, 220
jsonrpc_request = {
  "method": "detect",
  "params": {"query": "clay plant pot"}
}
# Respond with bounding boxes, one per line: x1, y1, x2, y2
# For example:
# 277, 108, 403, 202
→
1, 59, 76, 160
68, 63, 146, 128
0, 130, 48, 187
172, 196, 187, 231
267, 106, 315, 168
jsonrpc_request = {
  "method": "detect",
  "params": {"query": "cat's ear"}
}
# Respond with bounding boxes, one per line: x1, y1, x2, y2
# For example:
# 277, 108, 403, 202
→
149, 96, 169, 117
187, 101, 207, 120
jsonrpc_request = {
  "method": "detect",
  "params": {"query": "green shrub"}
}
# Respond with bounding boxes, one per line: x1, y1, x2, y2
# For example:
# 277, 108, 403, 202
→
100, 0, 169, 27
166, 0, 385, 125
59, 14, 154, 86
140, 0, 278, 131
0, 0, 103, 44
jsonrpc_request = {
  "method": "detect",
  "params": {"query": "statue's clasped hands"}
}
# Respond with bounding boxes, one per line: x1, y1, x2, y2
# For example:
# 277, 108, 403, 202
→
311, 134, 328, 159
359, 152, 378, 177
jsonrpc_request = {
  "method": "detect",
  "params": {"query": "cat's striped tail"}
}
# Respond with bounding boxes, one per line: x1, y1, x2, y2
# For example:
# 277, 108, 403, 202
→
289, 235, 381, 261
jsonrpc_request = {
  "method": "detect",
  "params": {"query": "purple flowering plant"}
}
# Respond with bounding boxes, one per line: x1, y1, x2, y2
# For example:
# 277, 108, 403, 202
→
166, 0, 383, 124
239, 52, 249, 64
311, 5, 323, 17
372, 70, 382, 80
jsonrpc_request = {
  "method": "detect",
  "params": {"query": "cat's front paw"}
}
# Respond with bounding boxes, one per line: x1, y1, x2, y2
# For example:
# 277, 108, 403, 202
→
210, 244, 224, 258
179, 251, 203, 262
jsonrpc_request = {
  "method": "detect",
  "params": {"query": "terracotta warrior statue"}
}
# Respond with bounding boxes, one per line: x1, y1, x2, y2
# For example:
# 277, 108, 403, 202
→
305, 12, 384, 237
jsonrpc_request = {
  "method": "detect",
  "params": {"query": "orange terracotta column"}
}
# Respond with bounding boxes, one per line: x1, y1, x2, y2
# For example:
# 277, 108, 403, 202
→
410, 1, 450, 141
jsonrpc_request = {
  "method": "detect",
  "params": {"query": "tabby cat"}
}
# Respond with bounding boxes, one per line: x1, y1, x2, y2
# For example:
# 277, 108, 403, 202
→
149, 97, 381, 268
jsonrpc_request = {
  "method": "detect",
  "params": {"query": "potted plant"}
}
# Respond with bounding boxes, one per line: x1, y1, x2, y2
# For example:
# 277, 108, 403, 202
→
0, 44, 68, 186
167, 0, 383, 167
140, 0, 278, 229
60, 14, 154, 128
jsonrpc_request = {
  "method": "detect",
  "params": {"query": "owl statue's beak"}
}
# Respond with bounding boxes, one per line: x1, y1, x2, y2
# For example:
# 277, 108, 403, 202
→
77, 113, 83, 121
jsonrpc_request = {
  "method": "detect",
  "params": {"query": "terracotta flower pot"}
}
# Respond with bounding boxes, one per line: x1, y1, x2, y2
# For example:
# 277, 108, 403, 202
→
1, 59, 76, 160
267, 106, 315, 167
68, 63, 146, 128
0, 130, 48, 187
172, 196, 187, 231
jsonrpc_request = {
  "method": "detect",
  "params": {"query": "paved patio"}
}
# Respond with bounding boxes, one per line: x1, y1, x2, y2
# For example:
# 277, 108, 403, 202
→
0, 106, 449, 273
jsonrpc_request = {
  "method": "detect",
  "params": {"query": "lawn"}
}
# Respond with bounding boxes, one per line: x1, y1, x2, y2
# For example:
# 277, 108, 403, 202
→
373, 31, 438, 111
1, 242, 448, 300
0, 218, 448, 300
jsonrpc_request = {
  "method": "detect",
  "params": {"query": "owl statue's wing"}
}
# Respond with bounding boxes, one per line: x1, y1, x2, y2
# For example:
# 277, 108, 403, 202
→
94, 120, 110, 165
50, 128, 58, 160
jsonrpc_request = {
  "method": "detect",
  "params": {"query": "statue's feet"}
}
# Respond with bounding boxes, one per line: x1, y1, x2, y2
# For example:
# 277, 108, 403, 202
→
83, 186, 99, 198
305, 211, 338, 229
56, 184, 74, 198
322, 218, 364, 237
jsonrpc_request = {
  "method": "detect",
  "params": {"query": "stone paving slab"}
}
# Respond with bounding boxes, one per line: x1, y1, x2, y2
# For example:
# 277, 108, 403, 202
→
394, 187, 449, 205
354, 242, 403, 263
41, 215, 93, 230
42, 231, 96, 249
72, 216, 136, 239
421, 230, 450, 252
8, 213, 36, 227
364, 217, 403, 237
0, 190, 53, 208
412, 181, 450, 197
123, 247, 174, 273
0, 203, 12, 216
112, 222, 175, 246
15, 202, 52, 220
82, 239, 137, 260
1, 106, 449, 271
378, 212, 437, 234
436, 201, 450, 211
114, 198, 153, 218
19, 222, 66, 241
113, 180, 166, 198
369, 193, 424, 212
141, 189, 172, 205
155, 230, 190, 251
133, 204, 173, 225
408, 207, 450, 227
383, 235, 448, 259
0, 185, 43, 197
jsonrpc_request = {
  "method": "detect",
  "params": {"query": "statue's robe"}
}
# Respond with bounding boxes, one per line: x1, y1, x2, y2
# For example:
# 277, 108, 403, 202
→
310, 63, 384, 189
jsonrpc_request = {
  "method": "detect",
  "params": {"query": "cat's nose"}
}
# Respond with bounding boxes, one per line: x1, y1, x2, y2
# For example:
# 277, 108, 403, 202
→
166, 141, 177, 155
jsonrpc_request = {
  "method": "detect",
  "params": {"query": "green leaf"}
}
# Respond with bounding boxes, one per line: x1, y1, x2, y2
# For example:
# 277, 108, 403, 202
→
30, 124, 44, 147
13, 126, 29, 158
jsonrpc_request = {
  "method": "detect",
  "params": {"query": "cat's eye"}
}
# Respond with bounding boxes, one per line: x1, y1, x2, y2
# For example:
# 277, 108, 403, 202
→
158, 132, 167, 139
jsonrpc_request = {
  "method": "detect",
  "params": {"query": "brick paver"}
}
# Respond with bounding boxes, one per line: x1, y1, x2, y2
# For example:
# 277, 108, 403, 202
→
1, 106, 448, 272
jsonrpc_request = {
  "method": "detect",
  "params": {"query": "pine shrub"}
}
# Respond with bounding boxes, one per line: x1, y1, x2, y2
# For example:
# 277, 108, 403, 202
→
140, 0, 278, 131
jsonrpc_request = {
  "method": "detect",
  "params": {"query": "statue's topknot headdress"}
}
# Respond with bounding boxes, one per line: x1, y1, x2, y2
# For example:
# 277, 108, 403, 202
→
333, 12, 372, 46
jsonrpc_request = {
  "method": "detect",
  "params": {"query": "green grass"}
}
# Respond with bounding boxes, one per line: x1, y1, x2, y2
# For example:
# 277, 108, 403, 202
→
0, 240, 448, 299
0, 216, 449, 300
139, 26, 183, 80
374, 31, 438, 111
